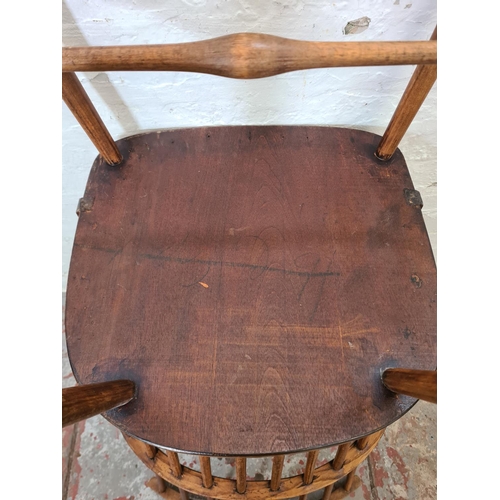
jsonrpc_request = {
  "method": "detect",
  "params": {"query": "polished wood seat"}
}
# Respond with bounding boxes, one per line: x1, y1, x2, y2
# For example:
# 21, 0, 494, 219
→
65, 125, 436, 456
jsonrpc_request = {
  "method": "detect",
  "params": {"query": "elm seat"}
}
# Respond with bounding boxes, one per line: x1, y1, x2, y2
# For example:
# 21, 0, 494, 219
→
65, 125, 436, 456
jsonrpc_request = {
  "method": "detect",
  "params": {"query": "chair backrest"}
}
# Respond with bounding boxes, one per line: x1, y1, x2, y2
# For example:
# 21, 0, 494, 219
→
62, 28, 437, 166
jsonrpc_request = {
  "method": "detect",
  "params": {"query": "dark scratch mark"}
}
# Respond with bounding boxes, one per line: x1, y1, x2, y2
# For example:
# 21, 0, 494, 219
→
307, 259, 333, 322
296, 256, 321, 302
181, 266, 211, 288
74, 243, 341, 278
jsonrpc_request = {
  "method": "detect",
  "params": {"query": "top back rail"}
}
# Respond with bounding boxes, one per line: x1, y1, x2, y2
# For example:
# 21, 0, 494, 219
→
62, 33, 436, 77
62, 28, 437, 165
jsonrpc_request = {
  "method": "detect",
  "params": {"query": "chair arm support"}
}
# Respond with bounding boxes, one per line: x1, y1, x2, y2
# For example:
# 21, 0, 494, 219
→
382, 368, 436, 404
62, 380, 135, 427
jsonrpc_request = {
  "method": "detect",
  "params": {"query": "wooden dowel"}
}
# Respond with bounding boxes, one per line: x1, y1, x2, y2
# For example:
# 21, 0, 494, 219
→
303, 450, 320, 485
382, 368, 437, 403
62, 380, 135, 427
235, 457, 247, 494
63, 34, 437, 77
270, 455, 285, 491
332, 442, 351, 471
199, 456, 213, 489
167, 451, 183, 478
298, 494, 308, 500
344, 469, 356, 492
356, 436, 369, 451
62, 72, 123, 165
179, 488, 189, 500
376, 26, 437, 160
322, 483, 334, 500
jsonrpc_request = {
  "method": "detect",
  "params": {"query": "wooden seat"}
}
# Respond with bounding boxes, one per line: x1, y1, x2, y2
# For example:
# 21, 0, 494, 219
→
62, 28, 437, 499
66, 125, 436, 456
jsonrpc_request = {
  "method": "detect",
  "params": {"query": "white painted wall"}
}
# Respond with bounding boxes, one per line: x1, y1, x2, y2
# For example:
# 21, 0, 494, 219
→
62, 0, 437, 290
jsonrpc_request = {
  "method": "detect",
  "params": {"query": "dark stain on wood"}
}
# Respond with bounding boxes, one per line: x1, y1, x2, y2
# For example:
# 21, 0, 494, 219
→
411, 274, 423, 288
76, 196, 95, 216
403, 188, 423, 208
65, 126, 436, 456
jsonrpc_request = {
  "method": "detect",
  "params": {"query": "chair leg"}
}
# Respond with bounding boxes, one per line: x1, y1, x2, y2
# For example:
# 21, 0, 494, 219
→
330, 468, 362, 499
344, 470, 355, 492
145, 474, 170, 498
322, 483, 334, 500
154, 474, 168, 493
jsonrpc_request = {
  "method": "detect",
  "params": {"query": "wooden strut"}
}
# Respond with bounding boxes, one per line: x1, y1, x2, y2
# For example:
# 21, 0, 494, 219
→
303, 450, 320, 485
322, 484, 334, 500
270, 455, 285, 491
382, 368, 437, 404
62, 33, 437, 77
332, 442, 352, 471
200, 456, 214, 489
236, 457, 247, 494
62, 380, 135, 427
376, 26, 437, 160
167, 451, 183, 478
62, 72, 123, 166
124, 429, 385, 500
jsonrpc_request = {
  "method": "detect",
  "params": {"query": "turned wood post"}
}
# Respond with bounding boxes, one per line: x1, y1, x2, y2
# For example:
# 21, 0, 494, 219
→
62, 72, 123, 165
376, 26, 437, 160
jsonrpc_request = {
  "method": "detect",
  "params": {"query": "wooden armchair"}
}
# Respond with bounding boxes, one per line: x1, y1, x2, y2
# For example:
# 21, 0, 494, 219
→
62, 28, 437, 499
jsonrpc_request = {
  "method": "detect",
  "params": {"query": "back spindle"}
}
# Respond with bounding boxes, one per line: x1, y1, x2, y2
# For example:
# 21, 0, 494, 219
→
236, 457, 247, 494
167, 451, 183, 478
200, 456, 214, 489
270, 455, 285, 491
304, 450, 320, 484
332, 442, 353, 471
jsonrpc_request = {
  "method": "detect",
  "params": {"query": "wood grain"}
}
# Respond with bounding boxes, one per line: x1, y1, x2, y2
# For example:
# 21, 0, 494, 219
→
65, 126, 437, 455
382, 368, 437, 403
62, 72, 123, 165
376, 27, 437, 160
62, 34, 437, 77
62, 380, 134, 427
